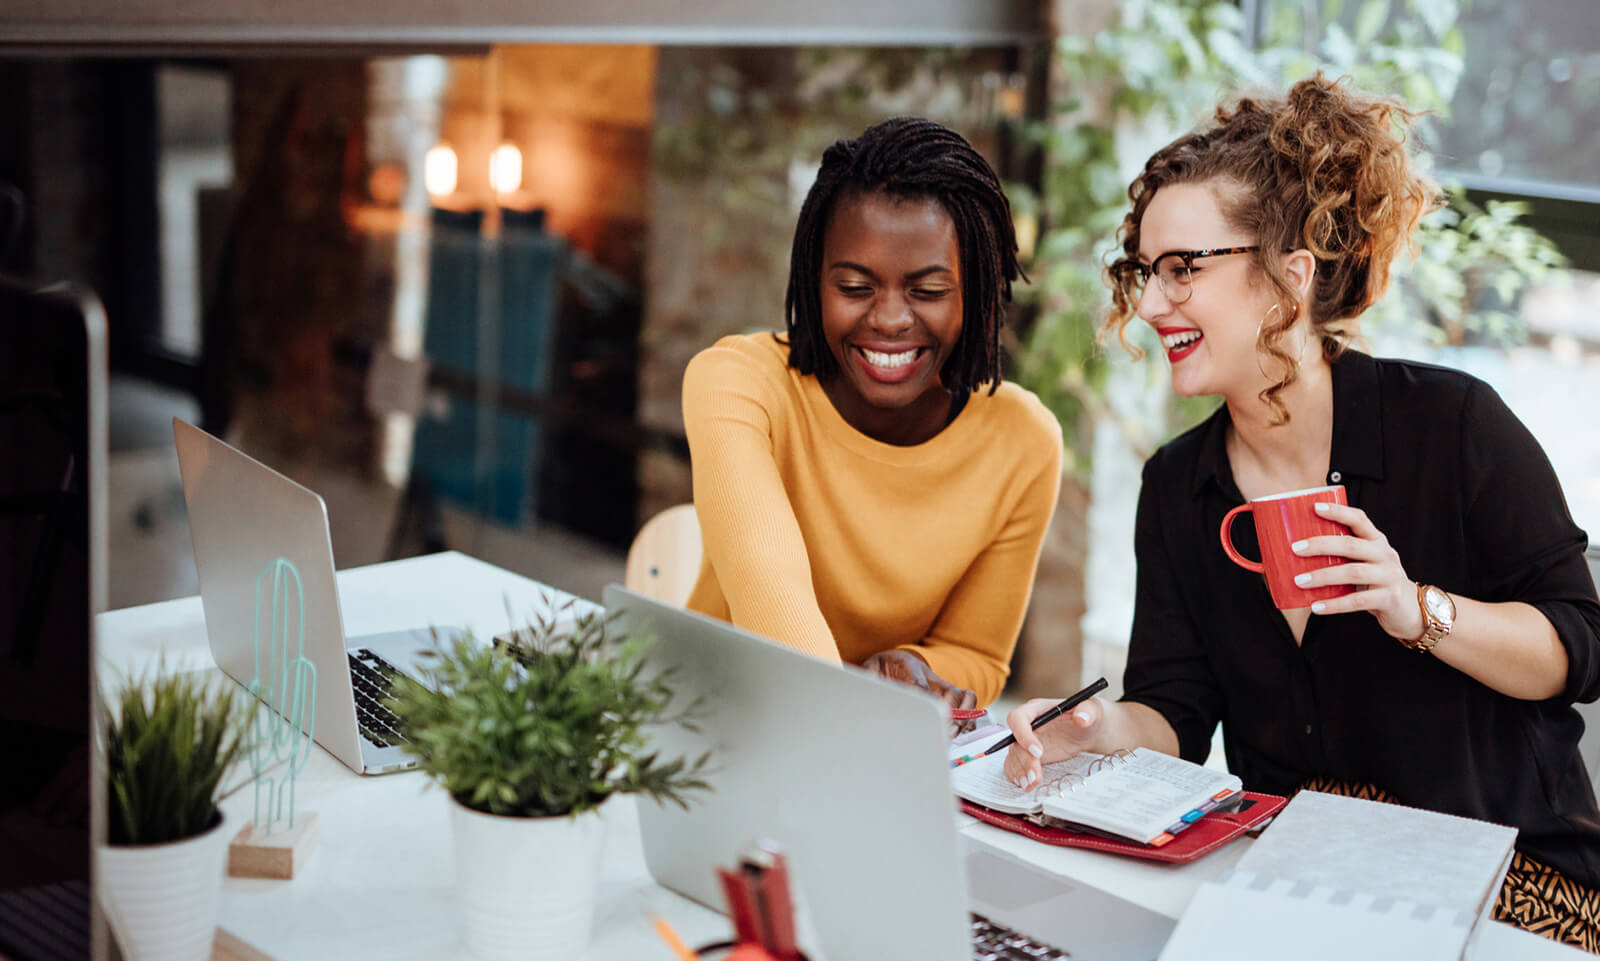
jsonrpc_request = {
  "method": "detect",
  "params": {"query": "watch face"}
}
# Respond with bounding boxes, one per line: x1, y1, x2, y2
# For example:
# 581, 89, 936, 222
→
1424, 587, 1455, 623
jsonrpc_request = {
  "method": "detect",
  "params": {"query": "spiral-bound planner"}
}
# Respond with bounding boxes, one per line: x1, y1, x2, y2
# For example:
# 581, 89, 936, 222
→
953, 747, 1246, 847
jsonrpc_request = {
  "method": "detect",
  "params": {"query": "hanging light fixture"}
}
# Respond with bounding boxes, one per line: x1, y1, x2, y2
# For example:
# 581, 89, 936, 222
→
424, 143, 458, 199
489, 143, 523, 195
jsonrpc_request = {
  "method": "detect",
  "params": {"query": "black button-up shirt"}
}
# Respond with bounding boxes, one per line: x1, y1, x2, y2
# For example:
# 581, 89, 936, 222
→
1123, 349, 1600, 887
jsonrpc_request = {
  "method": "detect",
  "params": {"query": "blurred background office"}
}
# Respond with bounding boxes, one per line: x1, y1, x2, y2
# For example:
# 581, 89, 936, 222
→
0, 0, 1595, 704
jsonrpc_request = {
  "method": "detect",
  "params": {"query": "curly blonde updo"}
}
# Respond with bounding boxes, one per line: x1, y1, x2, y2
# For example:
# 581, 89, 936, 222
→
1103, 73, 1441, 422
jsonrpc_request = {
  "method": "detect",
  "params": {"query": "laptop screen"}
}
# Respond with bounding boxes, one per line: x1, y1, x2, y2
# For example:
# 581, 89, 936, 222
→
0, 276, 107, 961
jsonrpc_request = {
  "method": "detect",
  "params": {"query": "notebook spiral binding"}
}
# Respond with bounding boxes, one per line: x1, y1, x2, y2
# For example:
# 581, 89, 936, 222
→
1044, 749, 1136, 796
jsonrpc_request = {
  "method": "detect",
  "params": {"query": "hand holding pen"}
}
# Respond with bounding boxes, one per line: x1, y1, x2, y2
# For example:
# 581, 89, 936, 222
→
948, 677, 1108, 770
996, 677, 1109, 789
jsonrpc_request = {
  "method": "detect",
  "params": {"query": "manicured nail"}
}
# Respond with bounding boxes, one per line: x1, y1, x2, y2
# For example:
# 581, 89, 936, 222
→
1074, 710, 1093, 725
1314, 502, 1330, 512
1311, 602, 1326, 613
1028, 743, 1043, 757
1291, 540, 1308, 553
1294, 573, 1311, 587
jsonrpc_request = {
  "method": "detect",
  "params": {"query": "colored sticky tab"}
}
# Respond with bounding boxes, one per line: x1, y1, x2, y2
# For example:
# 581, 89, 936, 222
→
1149, 833, 1174, 847
1181, 808, 1205, 823
1211, 789, 1236, 800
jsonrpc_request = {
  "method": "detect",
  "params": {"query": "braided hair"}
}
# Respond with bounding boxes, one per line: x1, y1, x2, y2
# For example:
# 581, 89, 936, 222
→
784, 116, 1023, 395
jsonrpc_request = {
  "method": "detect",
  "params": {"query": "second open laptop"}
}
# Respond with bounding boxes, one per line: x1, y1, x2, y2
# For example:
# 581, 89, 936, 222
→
607, 585, 1177, 961
173, 417, 449, 775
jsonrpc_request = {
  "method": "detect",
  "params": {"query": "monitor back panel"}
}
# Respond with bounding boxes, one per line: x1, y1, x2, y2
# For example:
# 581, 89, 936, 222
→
0, 277, 107, 961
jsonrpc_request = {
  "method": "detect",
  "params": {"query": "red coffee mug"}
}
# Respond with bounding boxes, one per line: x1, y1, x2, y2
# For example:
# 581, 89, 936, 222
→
1219, 485, 1355, 610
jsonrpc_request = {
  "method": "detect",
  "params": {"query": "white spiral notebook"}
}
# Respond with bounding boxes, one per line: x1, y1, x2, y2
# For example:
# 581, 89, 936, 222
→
1158, 791, 1517, 961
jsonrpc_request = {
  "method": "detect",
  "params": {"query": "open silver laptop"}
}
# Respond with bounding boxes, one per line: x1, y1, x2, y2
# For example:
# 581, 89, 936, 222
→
606, 585, 1175, 961
173, 418, 449, 775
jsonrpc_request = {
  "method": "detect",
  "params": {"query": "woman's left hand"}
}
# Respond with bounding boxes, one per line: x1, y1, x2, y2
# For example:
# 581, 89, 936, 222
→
1291, 501, 1425, 642
861, 649, 980, 737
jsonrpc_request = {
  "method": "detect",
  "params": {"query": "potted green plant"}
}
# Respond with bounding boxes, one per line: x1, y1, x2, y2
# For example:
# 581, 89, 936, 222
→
388, 605, 711, 961
98, 667, 253, 961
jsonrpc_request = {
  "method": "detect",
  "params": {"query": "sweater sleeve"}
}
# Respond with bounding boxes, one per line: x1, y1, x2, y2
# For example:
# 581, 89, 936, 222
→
681, 343, 842, 664
899, 412, 1064, 706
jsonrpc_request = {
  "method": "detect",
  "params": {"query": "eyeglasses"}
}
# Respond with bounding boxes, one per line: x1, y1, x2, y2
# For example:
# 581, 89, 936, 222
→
1112, 246, 1260, 306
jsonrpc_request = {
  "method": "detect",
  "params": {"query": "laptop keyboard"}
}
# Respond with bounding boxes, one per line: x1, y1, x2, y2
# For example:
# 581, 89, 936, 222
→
970, 914, 1070, 959
349, 648, 409, 748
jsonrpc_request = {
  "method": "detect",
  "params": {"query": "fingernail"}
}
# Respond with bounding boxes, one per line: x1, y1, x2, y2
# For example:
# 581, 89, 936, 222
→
1294, 573, 1311, 587
1311, 601, 1326, 613
1315, 502, 1330, 512
1291, 540, 1308, 553
1028, 743, 1043, 758
1074, 710, 1093, 725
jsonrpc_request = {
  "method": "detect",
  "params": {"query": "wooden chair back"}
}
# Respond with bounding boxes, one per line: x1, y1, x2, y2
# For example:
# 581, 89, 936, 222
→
623, 503, 702, 607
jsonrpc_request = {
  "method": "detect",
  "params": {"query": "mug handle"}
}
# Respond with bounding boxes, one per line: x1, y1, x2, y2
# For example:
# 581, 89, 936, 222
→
1219, 504, 1264, 573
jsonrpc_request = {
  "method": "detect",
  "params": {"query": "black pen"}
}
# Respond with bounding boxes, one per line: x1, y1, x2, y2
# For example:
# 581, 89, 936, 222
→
980, 676, 1109, 758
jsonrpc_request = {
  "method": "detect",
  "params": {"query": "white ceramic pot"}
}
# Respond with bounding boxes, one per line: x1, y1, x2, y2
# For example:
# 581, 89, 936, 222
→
450, 797, 608, 961
97, 811, 231, 961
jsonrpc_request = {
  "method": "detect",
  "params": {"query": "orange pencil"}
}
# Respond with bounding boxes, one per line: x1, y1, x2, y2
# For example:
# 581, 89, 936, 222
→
652, 914, 699, 961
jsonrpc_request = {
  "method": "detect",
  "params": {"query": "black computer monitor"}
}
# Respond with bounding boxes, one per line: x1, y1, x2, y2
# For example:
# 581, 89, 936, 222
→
0, 275, 107, 961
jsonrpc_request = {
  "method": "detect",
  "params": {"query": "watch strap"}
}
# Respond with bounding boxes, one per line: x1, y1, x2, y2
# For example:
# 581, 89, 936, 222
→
1403, 582, 1449, 653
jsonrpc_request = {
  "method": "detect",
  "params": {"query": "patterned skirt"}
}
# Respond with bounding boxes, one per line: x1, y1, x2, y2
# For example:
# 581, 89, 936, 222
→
1299, 776, 1600, 954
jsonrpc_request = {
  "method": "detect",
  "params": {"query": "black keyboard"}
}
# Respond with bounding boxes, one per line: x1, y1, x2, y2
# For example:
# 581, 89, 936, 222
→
349, 648, 409, 749
970, 914, 1070, 960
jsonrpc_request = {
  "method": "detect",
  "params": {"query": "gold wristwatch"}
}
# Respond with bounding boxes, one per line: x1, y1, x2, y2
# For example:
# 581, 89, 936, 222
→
1403, 583, 1456, 653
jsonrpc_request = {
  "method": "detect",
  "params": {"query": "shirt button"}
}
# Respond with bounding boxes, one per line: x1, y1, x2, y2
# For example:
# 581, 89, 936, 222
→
1329, 470, 1342, 483
1304, 724, 1314, 735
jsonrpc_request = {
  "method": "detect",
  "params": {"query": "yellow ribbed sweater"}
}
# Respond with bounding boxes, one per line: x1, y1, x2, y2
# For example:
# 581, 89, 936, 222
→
681, 333, 1063, 705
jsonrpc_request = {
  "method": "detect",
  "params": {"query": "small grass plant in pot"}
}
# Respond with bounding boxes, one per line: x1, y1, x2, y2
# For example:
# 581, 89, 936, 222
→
99, 667, 254, 961
388, 604, 711, 961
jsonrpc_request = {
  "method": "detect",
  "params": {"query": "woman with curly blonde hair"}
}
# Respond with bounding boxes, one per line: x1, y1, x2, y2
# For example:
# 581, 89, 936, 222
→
1002, 74, 1600, 950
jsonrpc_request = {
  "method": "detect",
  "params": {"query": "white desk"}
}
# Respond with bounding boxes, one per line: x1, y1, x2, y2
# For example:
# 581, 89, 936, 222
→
96, 552, 1585, 960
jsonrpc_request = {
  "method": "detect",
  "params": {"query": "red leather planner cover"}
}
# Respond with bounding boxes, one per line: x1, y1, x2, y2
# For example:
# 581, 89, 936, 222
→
959, 791, 1287, 864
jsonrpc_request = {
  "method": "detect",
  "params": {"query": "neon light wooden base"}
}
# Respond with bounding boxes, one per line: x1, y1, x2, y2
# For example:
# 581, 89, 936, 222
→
213, 926, 275, 961
227, 813, 318, 880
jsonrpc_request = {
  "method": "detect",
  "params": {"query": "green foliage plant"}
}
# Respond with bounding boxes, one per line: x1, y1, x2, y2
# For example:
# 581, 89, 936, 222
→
387, 604, 712, 819
1016, 0, 1567, 473
103, 667, 254, 846
1256, 0, 1570, 349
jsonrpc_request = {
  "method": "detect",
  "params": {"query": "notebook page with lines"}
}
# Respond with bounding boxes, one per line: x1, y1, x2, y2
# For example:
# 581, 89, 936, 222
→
950, 751, 1098, 816
954, 746, 1244, 846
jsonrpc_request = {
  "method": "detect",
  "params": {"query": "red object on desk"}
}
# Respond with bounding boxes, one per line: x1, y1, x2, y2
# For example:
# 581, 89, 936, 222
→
717, 866, 764, 944
717, 841, 806, 961
960, 790, 1287, 864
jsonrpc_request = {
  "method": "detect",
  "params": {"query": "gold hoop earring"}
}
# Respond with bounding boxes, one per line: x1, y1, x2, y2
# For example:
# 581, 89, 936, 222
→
1256, 303, 1301, 380
1256, 303, 1281, 340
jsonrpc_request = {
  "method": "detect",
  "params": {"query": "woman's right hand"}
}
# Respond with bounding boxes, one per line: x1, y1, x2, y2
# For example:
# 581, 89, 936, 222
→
1002, 696, 1104, 790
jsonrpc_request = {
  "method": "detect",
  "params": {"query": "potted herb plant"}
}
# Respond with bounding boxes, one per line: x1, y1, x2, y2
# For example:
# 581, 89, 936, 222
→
388, 605, 711, 961
98, 668, 253, 961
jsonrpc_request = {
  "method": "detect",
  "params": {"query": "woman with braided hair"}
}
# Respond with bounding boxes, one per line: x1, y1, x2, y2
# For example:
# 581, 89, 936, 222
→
682, 117, 1063, 724
1000, 75, 1600, 948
